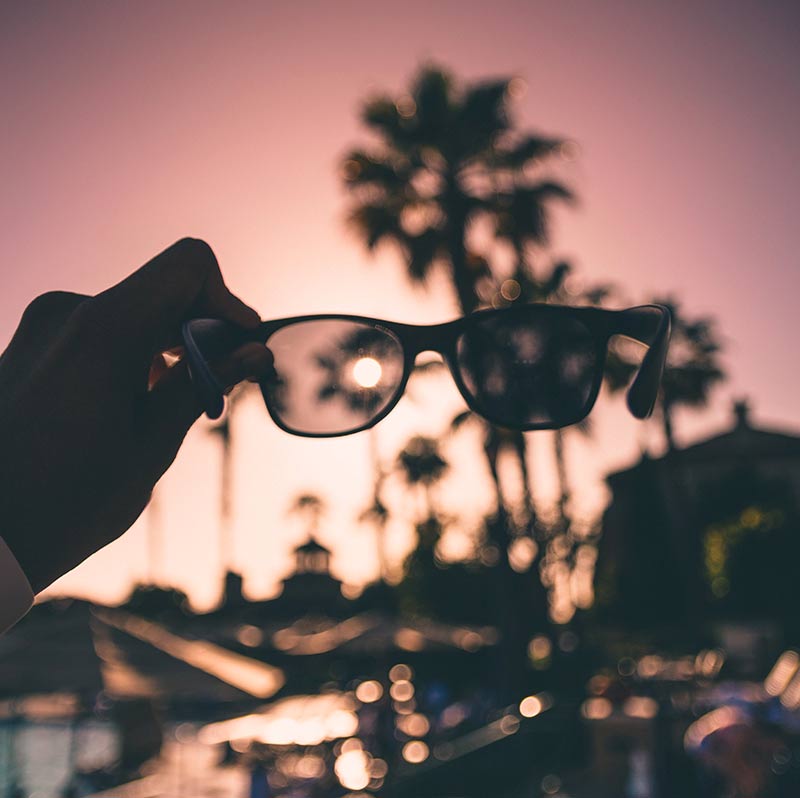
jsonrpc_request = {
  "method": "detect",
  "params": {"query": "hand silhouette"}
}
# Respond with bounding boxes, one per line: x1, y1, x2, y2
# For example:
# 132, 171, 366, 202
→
0, 238, 272, 592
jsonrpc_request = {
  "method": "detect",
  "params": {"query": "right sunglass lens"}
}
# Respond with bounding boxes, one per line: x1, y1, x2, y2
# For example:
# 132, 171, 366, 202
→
262, 320, 405, 435
456, 310, 599, 428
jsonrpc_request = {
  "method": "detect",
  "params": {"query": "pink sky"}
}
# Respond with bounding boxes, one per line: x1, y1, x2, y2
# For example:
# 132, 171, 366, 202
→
2, 0, 798, 608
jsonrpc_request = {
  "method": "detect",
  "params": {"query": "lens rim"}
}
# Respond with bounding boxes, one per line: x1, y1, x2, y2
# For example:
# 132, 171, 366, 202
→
448, 306, 609, 431
259, 319, 412, 438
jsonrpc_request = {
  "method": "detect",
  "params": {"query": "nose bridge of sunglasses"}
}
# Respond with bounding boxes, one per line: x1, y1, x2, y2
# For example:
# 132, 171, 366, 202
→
399, 320, 458, 354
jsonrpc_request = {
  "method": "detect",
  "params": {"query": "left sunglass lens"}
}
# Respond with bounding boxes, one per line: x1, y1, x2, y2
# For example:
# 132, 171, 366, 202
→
262, 319, 405, 435
456, 309, 599, 428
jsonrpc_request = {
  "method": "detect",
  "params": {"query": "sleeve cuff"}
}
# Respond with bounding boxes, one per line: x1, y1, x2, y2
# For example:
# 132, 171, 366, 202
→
0, 535, 34, 634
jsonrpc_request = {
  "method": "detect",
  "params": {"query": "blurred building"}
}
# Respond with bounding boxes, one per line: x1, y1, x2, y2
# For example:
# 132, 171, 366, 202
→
0, 534, 501, 795
596, 401, 800, 647
1, 534, 498, 707
182, 535, 498, 697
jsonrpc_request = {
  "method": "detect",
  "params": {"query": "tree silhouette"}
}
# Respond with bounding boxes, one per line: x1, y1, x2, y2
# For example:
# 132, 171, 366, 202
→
208, 382, 257, 573
394, 436, 450, 615
449, 259, 614, 623
343, 67, 569, 315
343, 65, 571, 623
396, 435, 448, 495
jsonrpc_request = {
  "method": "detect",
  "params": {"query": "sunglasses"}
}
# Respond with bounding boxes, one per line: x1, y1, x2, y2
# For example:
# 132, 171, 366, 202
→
181, 304, 670, 438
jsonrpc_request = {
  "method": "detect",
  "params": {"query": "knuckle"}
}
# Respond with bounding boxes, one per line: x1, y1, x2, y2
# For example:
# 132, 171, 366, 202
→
21, 291, 87, 325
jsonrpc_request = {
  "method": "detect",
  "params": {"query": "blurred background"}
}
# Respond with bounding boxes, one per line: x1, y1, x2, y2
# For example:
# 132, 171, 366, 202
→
2, 1, 800, 796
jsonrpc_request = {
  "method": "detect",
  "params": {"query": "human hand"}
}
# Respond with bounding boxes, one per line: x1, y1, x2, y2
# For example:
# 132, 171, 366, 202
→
0, 238, 273, 592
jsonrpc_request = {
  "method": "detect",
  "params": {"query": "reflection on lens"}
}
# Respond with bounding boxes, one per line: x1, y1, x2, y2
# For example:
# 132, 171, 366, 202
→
457, 310, 599, 428
262, 320, 404, 435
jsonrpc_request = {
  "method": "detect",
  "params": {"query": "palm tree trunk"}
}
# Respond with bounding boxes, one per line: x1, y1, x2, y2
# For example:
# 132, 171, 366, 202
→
444, 191, 551, 694
445, 179, 479, 315
553, 428, 571, 532
511, 431, 537, 529
210, 412, 235, 573
483, 427, 505, 514
368, 428, 389, 581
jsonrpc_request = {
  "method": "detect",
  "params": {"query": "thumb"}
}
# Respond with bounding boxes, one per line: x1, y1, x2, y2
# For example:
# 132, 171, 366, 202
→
141, 343, 274, 470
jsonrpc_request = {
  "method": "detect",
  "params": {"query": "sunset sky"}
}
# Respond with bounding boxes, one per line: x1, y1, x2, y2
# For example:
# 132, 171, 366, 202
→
2, 0, 798, 608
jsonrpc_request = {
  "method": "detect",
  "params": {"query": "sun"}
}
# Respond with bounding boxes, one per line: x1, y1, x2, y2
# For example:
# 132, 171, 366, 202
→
352, 356, 382, 388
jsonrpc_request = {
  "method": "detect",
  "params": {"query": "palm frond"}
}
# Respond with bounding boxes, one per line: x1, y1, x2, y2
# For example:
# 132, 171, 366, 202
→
396, 436, 449, 486
457, 79, 511, 156
405, 226, 443, 282
348, 202, 403, 250
495, 182, 574, 245
542, 261, 571, 296
412, 67, 453, 148
362, 96, 418, 154
342, 150, 409, 191
497, 135, 563, 169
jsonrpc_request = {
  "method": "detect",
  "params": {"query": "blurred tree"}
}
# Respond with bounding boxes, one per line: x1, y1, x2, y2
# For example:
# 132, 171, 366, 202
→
393, 437, 510, 631
487, 259, 614, 623
358, 428, 392, 581
396, 434, 449, 515
605, 297, 725, 450
394, 435, 449, 616
343, 66, 570, 315
343, 65, 571, 627
500, 260, 613, 525
208, 382, 257, 572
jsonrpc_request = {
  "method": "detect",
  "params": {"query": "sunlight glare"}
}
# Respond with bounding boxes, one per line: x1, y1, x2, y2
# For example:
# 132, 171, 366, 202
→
353, 356, 382, 388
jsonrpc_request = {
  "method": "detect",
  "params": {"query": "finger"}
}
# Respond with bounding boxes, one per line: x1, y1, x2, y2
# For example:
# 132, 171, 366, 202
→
4, 291, 88, 347
87, 238, 260, 363
142, 343, 274, 464
0, 291, 89, 376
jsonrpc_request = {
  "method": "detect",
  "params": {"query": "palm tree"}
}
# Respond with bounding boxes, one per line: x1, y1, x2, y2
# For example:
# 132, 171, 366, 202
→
395, 434, 449, 521
358, 427, 392, 581
605, 297, 725, 450
344, 67, 569, 314
485, 258, 614, 622
208, 383, 254, 573
394, 435, 450, 605
508, 261, 613, 523
343, 64, 571, 568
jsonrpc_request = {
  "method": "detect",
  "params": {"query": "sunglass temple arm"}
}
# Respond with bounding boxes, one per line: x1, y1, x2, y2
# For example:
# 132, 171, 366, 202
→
613, 305, 672, 420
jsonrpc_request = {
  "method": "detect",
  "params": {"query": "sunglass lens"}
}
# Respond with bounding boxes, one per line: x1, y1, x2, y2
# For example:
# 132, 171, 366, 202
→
262, 320, 405, 435
456, 310, 600, 428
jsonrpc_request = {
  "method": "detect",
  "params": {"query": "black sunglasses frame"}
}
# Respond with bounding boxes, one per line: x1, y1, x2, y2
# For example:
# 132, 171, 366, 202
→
181, 304, 671, 438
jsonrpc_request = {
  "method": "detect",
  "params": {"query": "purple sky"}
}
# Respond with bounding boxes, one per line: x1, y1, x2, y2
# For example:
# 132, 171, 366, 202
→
2, 0, 798, 607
